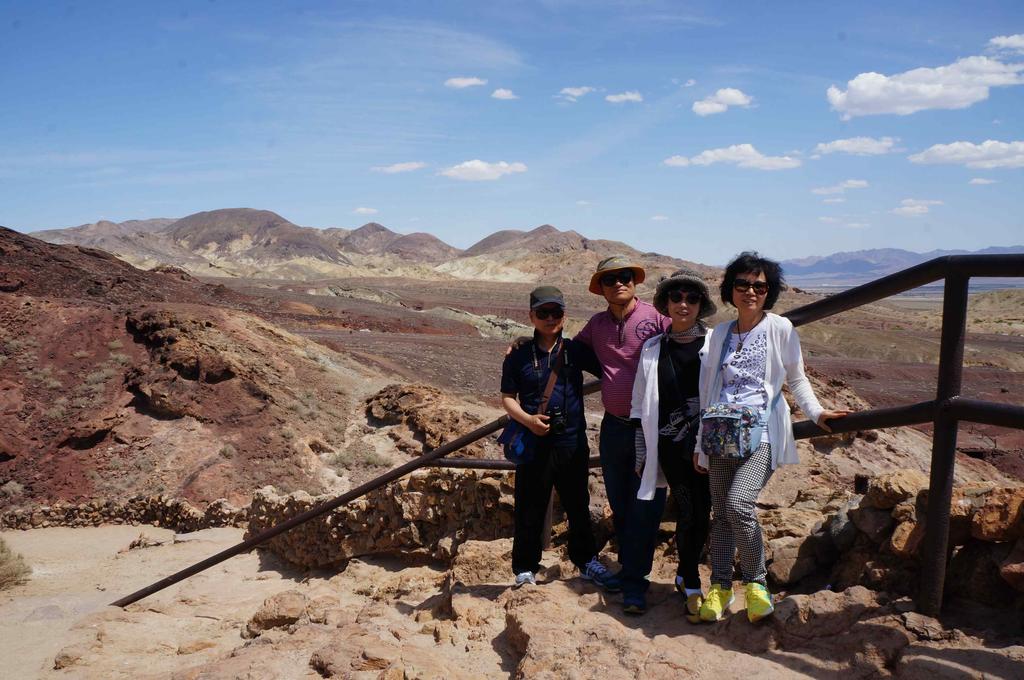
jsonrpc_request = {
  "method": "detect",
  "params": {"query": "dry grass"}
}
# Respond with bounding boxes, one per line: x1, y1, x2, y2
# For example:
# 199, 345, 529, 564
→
0, 537, 31, 590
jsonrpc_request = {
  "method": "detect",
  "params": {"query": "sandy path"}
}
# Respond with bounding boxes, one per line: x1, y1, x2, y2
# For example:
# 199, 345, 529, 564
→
0, 525, 313, 678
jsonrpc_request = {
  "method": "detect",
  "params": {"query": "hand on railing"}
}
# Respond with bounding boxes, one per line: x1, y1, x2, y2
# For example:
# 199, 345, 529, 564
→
816, 409, 851, 433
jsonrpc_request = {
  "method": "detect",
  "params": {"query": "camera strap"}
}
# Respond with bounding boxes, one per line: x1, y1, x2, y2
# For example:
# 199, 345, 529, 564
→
536, 341, 565, 416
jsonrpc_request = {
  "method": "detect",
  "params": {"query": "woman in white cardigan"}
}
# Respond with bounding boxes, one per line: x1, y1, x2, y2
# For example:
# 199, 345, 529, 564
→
695, 252, 848, 624
628, 267, 715, 619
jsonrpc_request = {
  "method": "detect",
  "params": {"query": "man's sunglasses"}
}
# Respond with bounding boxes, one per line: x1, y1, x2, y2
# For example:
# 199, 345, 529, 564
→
599, 270, 635, 287
733, 279, 769, 295
668, 290, 703, 305
534, 307, 565, 320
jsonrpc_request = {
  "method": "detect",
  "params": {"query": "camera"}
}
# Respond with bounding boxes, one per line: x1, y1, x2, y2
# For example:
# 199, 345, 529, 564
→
547, 407, 567, 436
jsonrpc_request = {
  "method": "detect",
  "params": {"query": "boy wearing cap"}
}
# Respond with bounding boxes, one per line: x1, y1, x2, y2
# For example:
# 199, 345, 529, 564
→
575, 256, 670, 579
500, 286, 613, 588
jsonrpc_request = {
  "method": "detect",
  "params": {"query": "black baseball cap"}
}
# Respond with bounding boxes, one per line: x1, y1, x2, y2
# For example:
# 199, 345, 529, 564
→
529, 285, 565, 309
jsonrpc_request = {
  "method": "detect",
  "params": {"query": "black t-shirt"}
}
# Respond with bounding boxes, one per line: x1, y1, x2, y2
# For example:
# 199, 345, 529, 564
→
657, 335, 704, 441
500, 335, 600, 448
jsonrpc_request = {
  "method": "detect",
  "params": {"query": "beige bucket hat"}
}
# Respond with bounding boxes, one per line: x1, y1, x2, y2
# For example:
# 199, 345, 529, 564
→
588, 255, 646, 295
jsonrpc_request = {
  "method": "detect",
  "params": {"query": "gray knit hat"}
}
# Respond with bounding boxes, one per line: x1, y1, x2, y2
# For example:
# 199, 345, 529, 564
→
653, 267, 716, 318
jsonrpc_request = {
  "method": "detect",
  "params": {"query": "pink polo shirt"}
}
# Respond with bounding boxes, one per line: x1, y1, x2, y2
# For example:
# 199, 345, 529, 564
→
575, 300, 670, 417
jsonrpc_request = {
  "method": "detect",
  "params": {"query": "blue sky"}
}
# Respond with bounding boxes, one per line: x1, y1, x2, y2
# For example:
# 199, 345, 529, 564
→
1, 0, 1022, 265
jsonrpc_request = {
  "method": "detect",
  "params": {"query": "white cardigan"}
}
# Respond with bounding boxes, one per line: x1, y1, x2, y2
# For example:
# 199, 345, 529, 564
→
694, 312, 824, 472
631, 333, 703, 501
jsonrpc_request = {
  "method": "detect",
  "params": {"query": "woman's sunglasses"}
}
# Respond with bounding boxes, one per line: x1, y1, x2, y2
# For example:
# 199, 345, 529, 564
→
599, 270, 635, 287
733, 279, 769, 295
668, 290, 703, 305
534, 307, 565, 320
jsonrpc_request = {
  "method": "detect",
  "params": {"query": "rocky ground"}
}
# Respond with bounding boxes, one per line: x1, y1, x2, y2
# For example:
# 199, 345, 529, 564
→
2, 523, 1022, 679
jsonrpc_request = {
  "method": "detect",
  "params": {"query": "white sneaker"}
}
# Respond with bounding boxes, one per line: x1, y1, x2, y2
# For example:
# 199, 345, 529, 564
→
514, 571, 536, 587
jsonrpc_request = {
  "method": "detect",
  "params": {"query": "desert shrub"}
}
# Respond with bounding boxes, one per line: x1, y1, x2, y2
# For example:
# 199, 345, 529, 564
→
85, 367, 118, 384
219, 444, 237, 459
107, 339, 124, 350
0, 480, 24, 499
71, 350, 91, 359
0, 538, 30, 590
43, 405, 66, 420
108, 352, 130, 366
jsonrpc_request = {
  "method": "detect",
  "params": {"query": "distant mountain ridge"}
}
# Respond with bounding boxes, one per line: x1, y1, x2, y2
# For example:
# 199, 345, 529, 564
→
31, 208, 714, 284
783, 246, 1024, 284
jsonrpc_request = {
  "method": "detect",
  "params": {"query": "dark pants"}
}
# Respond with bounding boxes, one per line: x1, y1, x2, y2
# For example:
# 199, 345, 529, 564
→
660, 436, 711, 590
598, 413, 639, 559
621, 433, 710, 598
512, 434, 597, 575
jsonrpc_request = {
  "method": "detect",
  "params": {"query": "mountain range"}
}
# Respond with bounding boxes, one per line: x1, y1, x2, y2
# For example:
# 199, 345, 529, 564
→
781, 246, 1024, 285
28, 208, 1022, 286
30, 208, 713, 283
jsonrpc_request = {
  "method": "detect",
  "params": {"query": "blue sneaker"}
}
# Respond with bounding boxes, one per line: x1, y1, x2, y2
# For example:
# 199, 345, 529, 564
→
582, 557, 616, 588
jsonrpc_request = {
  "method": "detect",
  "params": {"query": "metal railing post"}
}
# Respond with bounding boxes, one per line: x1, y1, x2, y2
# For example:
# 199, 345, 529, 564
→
917, 271, 969, 616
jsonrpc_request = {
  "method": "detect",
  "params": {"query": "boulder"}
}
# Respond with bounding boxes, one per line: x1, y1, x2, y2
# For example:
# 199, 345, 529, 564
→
849, 505, 895, 543
768, 535, 819, 585
998, 538, 1024, 592
761, 506, 825, 540
971, 487, 1024, 542
243, 590, 309, 638
864, 469, 929, 510
888, 520, 925, 560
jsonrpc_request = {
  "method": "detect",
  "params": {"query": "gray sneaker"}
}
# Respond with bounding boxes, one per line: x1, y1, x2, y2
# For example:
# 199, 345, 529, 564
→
514, 571, 536, 587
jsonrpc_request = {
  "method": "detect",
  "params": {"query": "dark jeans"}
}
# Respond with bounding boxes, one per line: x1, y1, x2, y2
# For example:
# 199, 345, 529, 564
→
620, 473, 667, 599
512, 434, 597, 575
621, 433, 710, 598
598, 413, 640, 560
660, 436, 711, 590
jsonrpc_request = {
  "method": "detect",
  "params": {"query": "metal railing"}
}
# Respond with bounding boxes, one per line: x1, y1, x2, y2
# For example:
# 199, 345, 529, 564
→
111, 254, 1024, 616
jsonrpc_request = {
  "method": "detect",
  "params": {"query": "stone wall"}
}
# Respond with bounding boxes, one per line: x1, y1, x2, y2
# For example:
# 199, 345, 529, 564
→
245, 469, 515, 568
0, 496, 246, 531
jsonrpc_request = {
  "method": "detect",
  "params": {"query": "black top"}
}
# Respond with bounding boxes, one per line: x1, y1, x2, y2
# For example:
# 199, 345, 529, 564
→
500, 334, 601, 448
657, 335, 704, 440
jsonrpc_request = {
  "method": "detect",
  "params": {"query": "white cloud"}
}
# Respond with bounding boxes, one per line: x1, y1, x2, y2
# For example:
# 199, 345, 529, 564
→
692, 88, 753, 116
891, 199, 943, 217
353, 207, 379, 215
576, 200, 591, 206
908, 140, 1024, 169
651, 215, 669, 221
684, 79, 697, 87
606, 90, 643, 104
371, 161, 427, 174
559, 86, 595, 102
827, 56, 1024, 119
989, 34, 1024, 54
811, 179, 869, 195
822, 197, 846, 204
968, 177, 997, 185
663, 144, 801, 170
440, 159, 527, 181
813, 136, 898, 156
491, 88, 518, 100
444, 76, 487, 89
818, 216, 840, 224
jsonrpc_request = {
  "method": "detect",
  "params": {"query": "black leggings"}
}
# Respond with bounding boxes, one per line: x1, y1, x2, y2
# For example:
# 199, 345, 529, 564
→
658, 434, 711, 589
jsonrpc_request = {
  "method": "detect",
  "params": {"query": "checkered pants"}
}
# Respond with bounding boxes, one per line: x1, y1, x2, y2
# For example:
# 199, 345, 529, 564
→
708, 442, 774, 587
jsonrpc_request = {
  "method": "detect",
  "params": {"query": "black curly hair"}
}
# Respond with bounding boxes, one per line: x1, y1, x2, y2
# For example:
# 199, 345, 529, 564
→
720, 251, 786, 310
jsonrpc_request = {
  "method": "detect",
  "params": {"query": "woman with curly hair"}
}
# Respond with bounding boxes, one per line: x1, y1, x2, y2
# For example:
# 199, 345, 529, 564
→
696, 252, 848, 624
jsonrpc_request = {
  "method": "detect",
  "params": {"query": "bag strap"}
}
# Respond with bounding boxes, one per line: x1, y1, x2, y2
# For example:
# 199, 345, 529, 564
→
536, 340, 565, 415
707, 321, 736, 403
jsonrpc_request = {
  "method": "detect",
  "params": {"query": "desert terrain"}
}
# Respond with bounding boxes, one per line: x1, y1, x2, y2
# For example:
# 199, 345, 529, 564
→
2, 215, 1023, 678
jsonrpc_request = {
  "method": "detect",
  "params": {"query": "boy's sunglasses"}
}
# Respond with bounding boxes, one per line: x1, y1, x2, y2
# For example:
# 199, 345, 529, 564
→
599, 270, 635, 287
534, 308, 565, 320
668, 290, 703, 305
733, 279, 769, 295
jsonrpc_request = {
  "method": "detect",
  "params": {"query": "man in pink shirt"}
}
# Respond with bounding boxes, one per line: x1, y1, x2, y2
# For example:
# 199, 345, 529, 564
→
575, 256, 670, 586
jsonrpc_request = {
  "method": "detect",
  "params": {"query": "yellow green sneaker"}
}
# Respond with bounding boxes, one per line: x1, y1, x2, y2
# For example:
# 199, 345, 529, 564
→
685, 592, 703, 624
745, 582, 774, 623
698, 584, 734, 622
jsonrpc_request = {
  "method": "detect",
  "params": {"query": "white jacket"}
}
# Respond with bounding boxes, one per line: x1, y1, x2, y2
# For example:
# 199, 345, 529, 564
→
695, 313, 824, 471
632, 333, 703, 501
